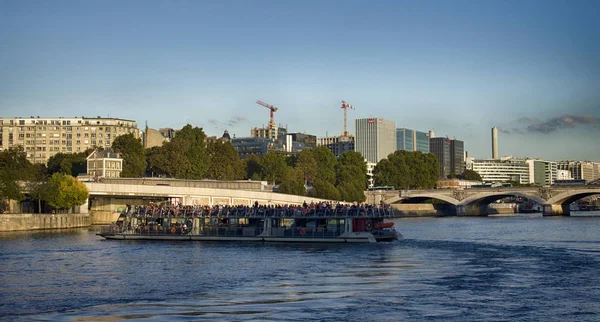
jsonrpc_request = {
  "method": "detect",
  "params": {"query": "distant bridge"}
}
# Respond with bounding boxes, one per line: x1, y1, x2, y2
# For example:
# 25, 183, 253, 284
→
366, 186, 600, 216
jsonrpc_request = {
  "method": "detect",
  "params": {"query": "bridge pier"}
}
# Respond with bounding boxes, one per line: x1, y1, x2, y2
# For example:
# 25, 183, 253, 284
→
456, 204, 488, 216
543, 204, 570, 216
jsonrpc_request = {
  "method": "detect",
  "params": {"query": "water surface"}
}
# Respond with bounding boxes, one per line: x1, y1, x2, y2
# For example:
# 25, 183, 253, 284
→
1, 216, 599, 321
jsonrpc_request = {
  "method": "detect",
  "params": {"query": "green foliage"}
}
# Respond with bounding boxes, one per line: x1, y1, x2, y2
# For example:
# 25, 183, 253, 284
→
311, 179, 341, 200
111, 133, 146, 177
47, 152, 87, 176
335, 151, 367, 202
295, 150, 317, 185
312, 146, 337, 184
373, 151, 439, 189
27, 164, 49, 213
206, 141, 245, 180
172, 124, 210, 179
336, 180, 365, 203
278, 168, 306, 196
285, 154, 298, 167
147, 140, 190, 178
44, 173, 89, 212
146, 124, 210, 179
260, 152, 288, 184
243, 154, 262, 180
461, 169, 482, 181
0, 147, 32, 201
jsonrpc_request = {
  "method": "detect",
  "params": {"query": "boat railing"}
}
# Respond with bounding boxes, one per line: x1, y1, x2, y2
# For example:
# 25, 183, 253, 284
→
122, 206, 394, 220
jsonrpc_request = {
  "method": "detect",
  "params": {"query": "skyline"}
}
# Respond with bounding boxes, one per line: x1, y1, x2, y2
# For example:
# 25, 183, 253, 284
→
1, 0, 599, 162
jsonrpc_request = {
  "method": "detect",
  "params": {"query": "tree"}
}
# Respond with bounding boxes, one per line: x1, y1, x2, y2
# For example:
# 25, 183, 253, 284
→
0, 147, 32, 203
27, 163, 49, 213
44, 173, 89, 213
312, 146, 337, 185
461, 169, 482, 181
260, 152, 288, 184
295, 150, 317, 186
335, 151, 367, 202
206, 140, 245, 180
278, 168, 306, 196
373, 150, 439, 189
311, 179, 341, 200
47, 152, 87, 176
147, 140, 190, 178
243, 154, 262, 180
171, 124, 210, 179
146, 124, 211, 179
112, 133, 146, 177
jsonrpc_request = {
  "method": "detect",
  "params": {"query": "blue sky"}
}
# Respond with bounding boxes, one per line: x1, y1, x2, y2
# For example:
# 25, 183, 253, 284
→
1, 0, 599, 161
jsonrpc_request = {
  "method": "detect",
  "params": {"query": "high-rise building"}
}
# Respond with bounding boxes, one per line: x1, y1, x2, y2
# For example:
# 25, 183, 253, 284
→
354, 118, 396, 163
450, 139, 465, 175
396, 128, 414, 151
429, 137, 451, 178
317, 135, 355, 158
492, 127, 499, 159
396, 128, 430, 153
0, 117, 139, 164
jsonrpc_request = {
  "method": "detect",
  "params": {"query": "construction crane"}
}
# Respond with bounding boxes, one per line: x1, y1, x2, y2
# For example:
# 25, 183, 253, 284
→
341, 100, 354, 137
256, 100, 278, 131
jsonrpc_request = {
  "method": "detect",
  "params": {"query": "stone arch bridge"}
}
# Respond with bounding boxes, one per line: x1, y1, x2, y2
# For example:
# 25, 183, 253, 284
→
367, 186, 600, 216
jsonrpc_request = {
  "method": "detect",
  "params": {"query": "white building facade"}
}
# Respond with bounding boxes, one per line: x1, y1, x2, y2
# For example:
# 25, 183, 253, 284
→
467, 156, 531, 184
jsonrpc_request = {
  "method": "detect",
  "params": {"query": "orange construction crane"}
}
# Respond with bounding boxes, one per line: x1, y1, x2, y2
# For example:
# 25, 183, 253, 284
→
341, 100, 354, 137
256, 100, 278, 130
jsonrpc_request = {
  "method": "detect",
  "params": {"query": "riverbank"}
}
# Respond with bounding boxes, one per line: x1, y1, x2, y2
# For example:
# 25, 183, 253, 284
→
0, 213, 91, 232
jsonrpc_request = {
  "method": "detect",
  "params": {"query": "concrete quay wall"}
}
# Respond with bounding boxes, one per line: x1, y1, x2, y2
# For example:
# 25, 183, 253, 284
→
391, 204, 452, 217
0, 214, 91, 232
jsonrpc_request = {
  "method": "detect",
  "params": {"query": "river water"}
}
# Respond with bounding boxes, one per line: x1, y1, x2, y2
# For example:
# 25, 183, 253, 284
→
1, 215, 599, 321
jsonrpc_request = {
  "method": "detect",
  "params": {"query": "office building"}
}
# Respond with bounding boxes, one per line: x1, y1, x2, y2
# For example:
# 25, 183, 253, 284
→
288, 133, 317, 149
526, 159, 557, 185
557, 161, 597, 182
0, 117, 139, 164
355, 118, 396, 163
429, 137, 451, 178
396, 128, 430, 153
317, 135, 355, 158
450, 139, 465, 176
466, 156, 530, 184
231, 137, 283, 159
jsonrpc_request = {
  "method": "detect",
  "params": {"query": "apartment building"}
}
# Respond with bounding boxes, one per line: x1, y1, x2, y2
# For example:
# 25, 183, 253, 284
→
0, 117, 140, 164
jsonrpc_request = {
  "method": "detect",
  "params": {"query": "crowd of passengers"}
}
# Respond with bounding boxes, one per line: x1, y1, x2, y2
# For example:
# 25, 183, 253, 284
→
122, 200, 394, 218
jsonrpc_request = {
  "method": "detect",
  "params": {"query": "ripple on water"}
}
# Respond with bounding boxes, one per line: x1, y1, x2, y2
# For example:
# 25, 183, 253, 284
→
1, 218, 600, 321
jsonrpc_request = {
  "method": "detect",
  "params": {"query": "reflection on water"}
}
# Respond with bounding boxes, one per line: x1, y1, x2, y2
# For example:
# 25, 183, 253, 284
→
1, 217, 599, 321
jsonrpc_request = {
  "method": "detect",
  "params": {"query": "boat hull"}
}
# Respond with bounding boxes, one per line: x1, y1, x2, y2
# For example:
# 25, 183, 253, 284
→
96, 232, 399, 243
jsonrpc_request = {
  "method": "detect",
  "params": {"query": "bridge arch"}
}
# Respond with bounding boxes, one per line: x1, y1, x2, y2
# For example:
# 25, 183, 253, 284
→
386, 193, 460, 206
546, 189, 600, 206
458, 191, 546, 208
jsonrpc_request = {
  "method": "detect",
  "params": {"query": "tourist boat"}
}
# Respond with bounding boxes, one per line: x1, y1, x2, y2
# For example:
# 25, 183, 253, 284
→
97, 205, 401, 243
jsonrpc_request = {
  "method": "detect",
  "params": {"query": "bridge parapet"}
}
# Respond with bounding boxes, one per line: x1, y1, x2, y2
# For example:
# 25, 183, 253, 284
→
370, 186, 600, 216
